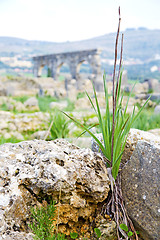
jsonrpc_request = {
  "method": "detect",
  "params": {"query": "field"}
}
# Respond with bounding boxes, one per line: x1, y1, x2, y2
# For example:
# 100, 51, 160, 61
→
0, 75, 159, 146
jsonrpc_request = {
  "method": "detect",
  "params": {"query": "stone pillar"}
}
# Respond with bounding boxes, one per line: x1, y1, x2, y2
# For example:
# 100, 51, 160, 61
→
69, 61, 77, 80
33, 61, 40, 77
90, 52, 103, 91
51, 60, 58, 80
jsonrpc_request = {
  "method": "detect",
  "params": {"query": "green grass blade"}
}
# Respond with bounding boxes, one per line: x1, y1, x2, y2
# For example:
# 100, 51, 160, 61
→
132, 95, 151, 124
62, 111, 107, 156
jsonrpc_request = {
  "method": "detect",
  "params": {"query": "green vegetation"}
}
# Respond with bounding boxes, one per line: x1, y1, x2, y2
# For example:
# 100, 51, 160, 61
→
13, 95, 30, 103
63, 8, 148, 239
64, 71, 149, 180
37, 95, 58, 112
64, 99, 75, 112
29, 201, 67, 240
132, 110, 160, 131
120, 224, 139, 238
0, 136, 21, 145
50, 110, 70, 140
29, 200, 101, 240
77, 91, 85, 100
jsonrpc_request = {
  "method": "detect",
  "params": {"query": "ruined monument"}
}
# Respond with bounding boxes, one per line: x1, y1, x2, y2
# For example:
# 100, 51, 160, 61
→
32, 49, 102, 91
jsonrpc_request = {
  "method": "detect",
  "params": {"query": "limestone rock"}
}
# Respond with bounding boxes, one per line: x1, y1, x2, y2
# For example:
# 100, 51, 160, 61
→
148, 78, 159, 92
122, 128, 160, 165
24, 97, 39, 110
31, 130, 49, 140
154, 104, 160, 114
121, 141, 160, 240
49, 101, 68, 110
148, 128, 160, 136
91, 129, 160, 239
95, 215, 117, 240
0, 139, 111, 239
149, 93, 160, 101
0, 111, 50, 138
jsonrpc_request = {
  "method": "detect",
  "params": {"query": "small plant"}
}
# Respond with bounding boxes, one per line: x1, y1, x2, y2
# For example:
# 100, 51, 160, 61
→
63, 7, 149, 240
29, 200, 56, 239
94, 228, 101, 239
70, 232, 78, 239
13, 95, 30, 103
70, 228, 101, 239
120, 224, 139, 238
50, 110, 70, 140
29, 200, 67, 240
77, 91, 85, 100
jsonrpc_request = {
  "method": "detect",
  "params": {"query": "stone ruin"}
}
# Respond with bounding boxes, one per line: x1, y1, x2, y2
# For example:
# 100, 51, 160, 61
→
32, 49, 103, 91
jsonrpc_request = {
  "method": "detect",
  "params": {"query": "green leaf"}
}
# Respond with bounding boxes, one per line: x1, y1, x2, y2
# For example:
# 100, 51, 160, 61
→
128, 231, 133, 237
119, 223, 128, 232
70, 232, 78, 239
94, 228, 101, 238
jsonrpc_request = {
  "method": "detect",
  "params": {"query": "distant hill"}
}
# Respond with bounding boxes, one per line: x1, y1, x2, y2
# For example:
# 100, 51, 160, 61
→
0, 28, 160, 80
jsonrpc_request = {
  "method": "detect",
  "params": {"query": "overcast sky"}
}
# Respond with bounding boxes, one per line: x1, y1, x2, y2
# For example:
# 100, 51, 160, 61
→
0, 0, 160, 42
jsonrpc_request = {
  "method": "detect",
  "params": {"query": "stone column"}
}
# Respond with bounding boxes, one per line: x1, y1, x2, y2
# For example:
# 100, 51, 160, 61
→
51, 60, 58, 80
90, 51, 103, 91
33, 60, 40, 77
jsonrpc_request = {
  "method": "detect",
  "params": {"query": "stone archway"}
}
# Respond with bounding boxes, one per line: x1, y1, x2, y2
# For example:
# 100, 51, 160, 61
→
33, 49, 102, 91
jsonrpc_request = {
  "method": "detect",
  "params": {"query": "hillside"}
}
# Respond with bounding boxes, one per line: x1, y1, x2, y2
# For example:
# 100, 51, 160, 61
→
0, 28, 160, 80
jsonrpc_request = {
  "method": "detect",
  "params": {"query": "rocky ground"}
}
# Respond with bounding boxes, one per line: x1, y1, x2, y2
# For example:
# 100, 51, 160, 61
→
0, 76, 160, 239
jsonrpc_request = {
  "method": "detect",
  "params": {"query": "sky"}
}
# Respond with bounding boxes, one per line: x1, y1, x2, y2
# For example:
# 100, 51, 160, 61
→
0, 0, 160, 42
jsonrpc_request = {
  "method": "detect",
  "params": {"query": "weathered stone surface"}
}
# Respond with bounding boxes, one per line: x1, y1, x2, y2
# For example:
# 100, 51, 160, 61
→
31, 130, 49, 140
0, 139, 112, 239
122, 128, 160, 166
24, 97, 39, 110
121, 141, 160, 240
0, 111, 50, 139
49, 101, 68, 110
148, 128, 160, 136
154, 104, 160, 114
91, 129, 160, 239
148, 78, 159, 92
95, 215, 117, 240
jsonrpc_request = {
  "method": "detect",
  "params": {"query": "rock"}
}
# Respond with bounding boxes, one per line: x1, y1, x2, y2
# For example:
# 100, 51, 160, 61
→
135, 93, 148, 100
91, 129, 160, 239
148, 78, 159, 91
95, 215, 117, 240
133, 82, 149, 94
149, 93, 160, 101
24, 97, 39, 110
0, 232, 34, 240
154, 104, 160, 114
0, 83, 7, 96
68, 137, 92, 149
53, 88, 67, 98
148, 128, 160, 136
0, 139, 113, 239
91, 128, 160, 156
49, 101, 68, 110
31, 130, 49, 140
122, 128, 160, 165
121, 141, 160, 240
0, 111, 50, 138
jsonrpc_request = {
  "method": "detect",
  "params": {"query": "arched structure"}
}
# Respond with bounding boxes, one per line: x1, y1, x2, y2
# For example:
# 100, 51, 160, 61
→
32, 49, 102, 90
